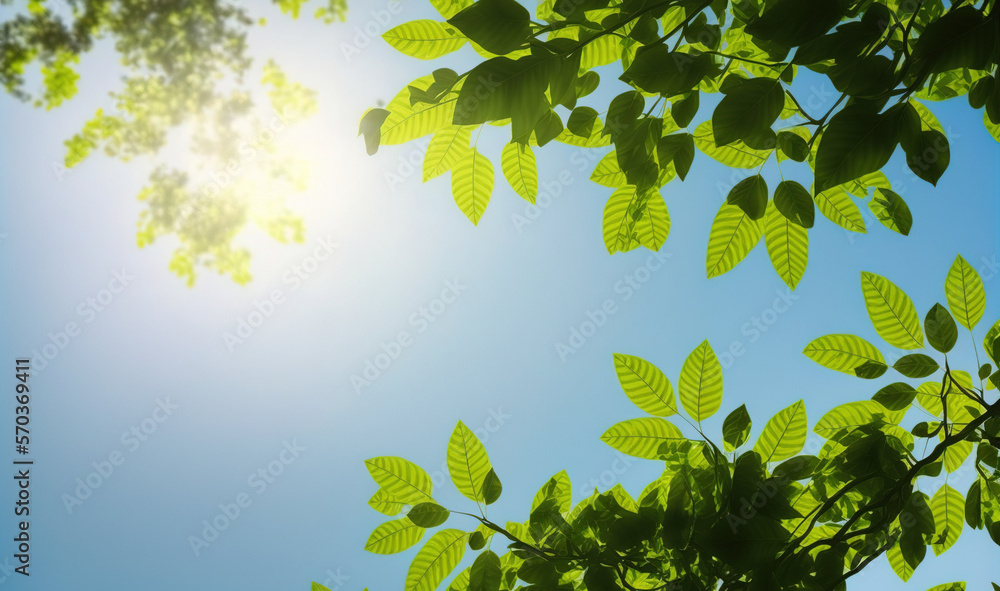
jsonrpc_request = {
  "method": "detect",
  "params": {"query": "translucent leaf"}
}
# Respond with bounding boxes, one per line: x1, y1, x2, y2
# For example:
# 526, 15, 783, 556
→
424, 127, 472, 182
679, 340, 723, 422
706, 203, 763, 278
753, 400, 807, 462
861, 271, 925, 349
945, 254, 986, 331
452, 149, 494, 225
365, 457, 434, 504
930, 484, 964, 555
447, 421, 493, 503
405, 529, 468, 591
613, 353, 676, 416
500, 142, 538, 203
382, 20, 466, 59
366, 517, 426, 554
803, 334, 887, 377
600, 417, 684, 459
764, 200, 808, 289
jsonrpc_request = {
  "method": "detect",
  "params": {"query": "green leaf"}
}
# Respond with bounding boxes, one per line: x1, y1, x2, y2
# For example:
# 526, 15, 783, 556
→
869, 188, 912, 235
712, 77, 784, 147
407, 502, 450, 528
814, 103, 900, 194
600, 417, 684, 459
722, 404, 752, 452
726, 175, 768, 220
894, 353, 940, 378
803, 334, 887, 378
873, 382, 918, 411
861, 271, 925, 350
911, 5, 993, 74
925, 303, 958, 354
365, 457, 434, 504
567, 106, 599, 138
621, 47, 713, 97
930, 484, 964, 555
469, 550, 501, 591
706, 203, 763, 278
813, 185, 866, 233
447, 0, 530, 55
531, 471, 571, 513
452, 149, 494, 225
405, 529, 468, 591
764, 200, 808, 290
382, 21, 467, 60
482, 469, 502, 505
359, 108, 390, 155
694, 120, 771, 169
453, 55, 555, 128
613, 353, 676, 416
925, 584, 966, 591
773, 180, 814, 228
776, 131, 809, 162
500, 142, 537, 203
657, 133, 694, 181
746, 0, 847, 47
945, 255, 986, 331
679, 340, 724, 422
904, 130, 950, 186
424, 127, 472, 182
753, 399, 807, 462
467, 531, 486, 550
369, 488, 405, 516
671, 92, 699, 128
366, 517, 426, 554
447, 421, 493, 503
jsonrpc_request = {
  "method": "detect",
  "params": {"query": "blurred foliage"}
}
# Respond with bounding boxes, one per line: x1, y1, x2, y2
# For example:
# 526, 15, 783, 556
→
347, 255, 1000, 591
364, 0, 1000, 290
1, 0, 345, 285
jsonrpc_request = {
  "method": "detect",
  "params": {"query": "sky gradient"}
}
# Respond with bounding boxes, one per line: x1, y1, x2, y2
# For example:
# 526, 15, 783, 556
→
1, 1, 999, 589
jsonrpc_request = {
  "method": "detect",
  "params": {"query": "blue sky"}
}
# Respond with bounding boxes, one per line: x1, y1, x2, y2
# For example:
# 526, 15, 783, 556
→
1, 0, 999, 589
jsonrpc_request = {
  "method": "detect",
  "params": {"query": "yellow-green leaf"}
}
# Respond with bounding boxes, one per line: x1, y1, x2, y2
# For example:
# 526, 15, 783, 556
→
814, 185, 866, 232
753, 400, 807, 462
366, 517, 425, 554
365, 456, 434, 504
930, 484, 964, 555
706, 203, 763, 278
693, 120, 770, 168
430, 0, 472, 19
613, 353, 676, 416
382, 20, 466, 59
945, 254, 986, 331
679, 340, 723, 422
803, 334, 886, 376
763, 201, 808, 289
500, 142, 538, 203
636, 190, 670, 251
600, 417, 684, 459
424, 127, 472, 182
862, 271, 924, 349
369, 488, 405, 516
405, 529, 468, 591
603, 186, 641, 254
591, 151, 629, 187
382, 76, 459, 145
452, 149, 493, 225
446, 421, 493, 503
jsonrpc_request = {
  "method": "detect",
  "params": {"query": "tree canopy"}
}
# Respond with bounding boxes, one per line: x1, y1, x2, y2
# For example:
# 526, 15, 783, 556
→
342, 255, 1000, 591
2, 0, 344, 284
361, 0, 1000, 289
